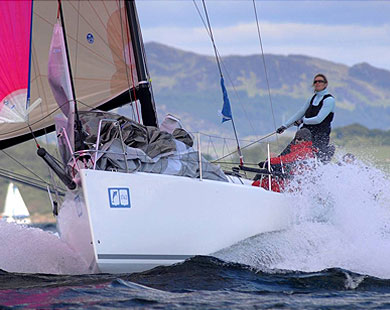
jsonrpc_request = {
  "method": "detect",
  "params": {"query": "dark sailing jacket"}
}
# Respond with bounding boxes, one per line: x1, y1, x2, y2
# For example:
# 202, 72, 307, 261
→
302, 93, 334, 134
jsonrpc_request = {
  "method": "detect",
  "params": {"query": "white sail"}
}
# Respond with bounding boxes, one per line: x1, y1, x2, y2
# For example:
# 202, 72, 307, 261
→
2, 183, 31, 225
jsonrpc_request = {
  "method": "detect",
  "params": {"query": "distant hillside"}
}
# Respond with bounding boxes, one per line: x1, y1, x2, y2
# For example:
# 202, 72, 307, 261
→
332, 123, 390, 147
145, 42, 390, 136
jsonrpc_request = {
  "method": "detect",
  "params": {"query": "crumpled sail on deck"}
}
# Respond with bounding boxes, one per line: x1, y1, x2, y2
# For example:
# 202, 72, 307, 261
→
2, 183, 31, 225
0, 1, 140, 146
0, 1, 40, 124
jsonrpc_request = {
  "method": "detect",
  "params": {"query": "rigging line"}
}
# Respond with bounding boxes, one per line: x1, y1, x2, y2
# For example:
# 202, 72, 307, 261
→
74, 0, 80, 80
119, 0, 139, 122
211, 130, 276, 163
252, 0, 285, 172
252, 0, 277, 134
0, 167, 56, 188
201, 0, 244, 165
0, 149, 48, 183
195, 131, 267, 143
213, 161, 260, 166
200, 0, 222, 77
0, 170, 63, 194
0, 172, 65, 196
192, 0, 258, 138
211, 139, 220, 160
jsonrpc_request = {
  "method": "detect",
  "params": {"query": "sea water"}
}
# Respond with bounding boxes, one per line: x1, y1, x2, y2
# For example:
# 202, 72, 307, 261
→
1, 157, 390, 309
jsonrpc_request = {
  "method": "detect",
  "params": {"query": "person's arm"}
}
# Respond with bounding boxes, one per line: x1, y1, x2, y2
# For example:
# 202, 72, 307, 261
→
270, 145, 311, 165
270, 150, 299, 165
282, 99, 311, 127
303, 96, 335, 125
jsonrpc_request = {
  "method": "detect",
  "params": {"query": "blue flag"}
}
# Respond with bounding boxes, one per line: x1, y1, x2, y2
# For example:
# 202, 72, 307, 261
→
220, 77, 232, 123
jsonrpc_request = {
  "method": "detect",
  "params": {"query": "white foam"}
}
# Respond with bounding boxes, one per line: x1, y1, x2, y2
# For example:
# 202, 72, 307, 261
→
215, 157, 390, 279
0, 221, 90, 274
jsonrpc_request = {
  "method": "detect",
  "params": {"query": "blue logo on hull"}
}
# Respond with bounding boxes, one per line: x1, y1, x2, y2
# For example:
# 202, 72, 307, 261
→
108, 188, 131, 208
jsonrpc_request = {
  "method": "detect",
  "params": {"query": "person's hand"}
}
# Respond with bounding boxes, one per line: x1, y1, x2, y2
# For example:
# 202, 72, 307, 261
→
276, 126, 286, 134
258, 161, 269, 169
293, 119, 302, 126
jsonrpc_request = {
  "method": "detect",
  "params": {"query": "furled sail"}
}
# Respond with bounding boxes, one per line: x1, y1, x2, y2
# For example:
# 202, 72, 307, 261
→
48, 19, 75, 160
0, 0, 155, 149
48, 21, 74, 117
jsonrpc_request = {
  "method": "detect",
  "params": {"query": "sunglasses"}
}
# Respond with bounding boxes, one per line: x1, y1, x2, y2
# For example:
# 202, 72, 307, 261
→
295, 138, 304, 142
313, 80, 326, 84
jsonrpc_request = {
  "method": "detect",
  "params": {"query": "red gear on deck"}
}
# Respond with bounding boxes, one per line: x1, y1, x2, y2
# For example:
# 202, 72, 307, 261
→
252, 141, 316, 192
252, 177, 284, 193
270, 141, 315, 165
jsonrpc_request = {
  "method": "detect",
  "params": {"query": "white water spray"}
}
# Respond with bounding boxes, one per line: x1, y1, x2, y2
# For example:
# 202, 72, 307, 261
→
216, 156, 390, 279
0, 221, 90, 274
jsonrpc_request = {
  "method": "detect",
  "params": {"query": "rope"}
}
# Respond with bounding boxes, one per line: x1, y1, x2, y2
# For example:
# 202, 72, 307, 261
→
211, 130, 276, 163
192, 0, 258, 138
201, 0, 223, 77
252, 0, 278, 135
0, 149, 47, 183
200, 0, 244, 165
252, 0, 285, 172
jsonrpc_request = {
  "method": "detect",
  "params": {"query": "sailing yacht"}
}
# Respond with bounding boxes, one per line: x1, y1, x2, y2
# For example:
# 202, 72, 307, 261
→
0, 1, 291, 273
2, 183, 31, 225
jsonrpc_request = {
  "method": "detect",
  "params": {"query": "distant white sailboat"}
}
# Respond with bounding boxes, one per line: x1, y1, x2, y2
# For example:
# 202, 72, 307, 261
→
2, 183, 31, 225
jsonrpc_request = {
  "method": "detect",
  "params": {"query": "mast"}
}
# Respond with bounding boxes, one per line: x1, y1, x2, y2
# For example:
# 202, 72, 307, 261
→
125, 0, 158, 127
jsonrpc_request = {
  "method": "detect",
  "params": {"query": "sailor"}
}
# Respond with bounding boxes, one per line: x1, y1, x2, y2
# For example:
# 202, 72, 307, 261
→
254, 128, 317, 192
276, 73, 335, 162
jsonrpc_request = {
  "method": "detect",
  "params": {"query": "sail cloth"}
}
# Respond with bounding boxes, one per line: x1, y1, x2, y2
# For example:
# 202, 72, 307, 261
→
48, 21, 74, 117
2, 183, 31, 224
78, 111, 228, 182
0, 1, 140, 145
0, 1, 34, 123
49, 21, 75, 162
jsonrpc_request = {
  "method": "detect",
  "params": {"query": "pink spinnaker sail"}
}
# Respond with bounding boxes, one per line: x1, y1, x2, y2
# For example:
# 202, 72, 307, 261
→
0, 0, 33, 123
0, 1, 140, 143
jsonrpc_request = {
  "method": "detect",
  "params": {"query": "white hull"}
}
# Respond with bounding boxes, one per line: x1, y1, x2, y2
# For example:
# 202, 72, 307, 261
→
57, 170, 291, 274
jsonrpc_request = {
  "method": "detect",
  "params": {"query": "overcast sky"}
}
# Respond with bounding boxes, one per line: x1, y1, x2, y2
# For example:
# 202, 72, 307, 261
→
137, 1, 390, 70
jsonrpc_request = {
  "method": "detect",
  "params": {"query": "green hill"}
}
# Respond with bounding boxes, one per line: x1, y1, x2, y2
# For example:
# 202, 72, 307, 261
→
145, 42, 390, 136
